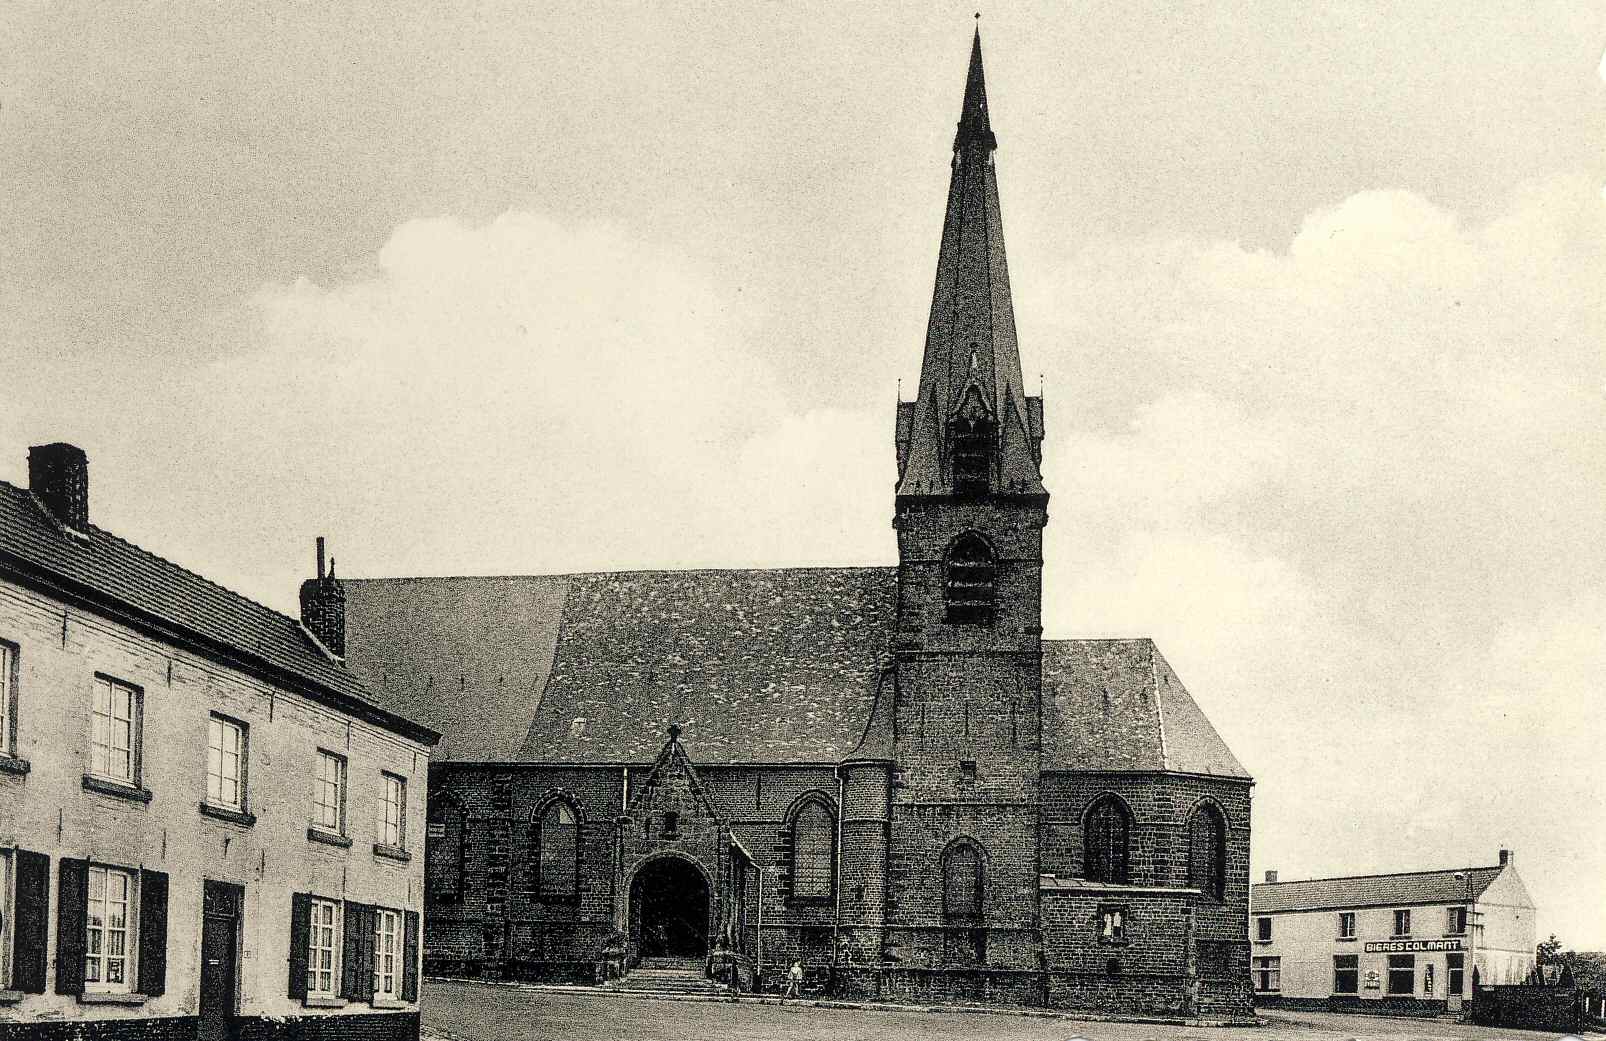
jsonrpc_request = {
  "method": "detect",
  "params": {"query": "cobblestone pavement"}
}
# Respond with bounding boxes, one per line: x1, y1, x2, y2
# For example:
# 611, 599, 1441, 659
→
421, 981, 1577, 1041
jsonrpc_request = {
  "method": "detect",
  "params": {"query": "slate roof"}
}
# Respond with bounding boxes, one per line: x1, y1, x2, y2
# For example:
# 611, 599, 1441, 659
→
343, 568, 1249, 779
344, 568, 899, 764
1041, 638, 1250, 778
1251, 866, 1506, 913
0, 480, 437, 744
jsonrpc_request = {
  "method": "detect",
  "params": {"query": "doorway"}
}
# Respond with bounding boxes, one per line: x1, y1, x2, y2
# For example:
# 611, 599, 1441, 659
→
199, 881, 243, 1041
630, 856, 710, 959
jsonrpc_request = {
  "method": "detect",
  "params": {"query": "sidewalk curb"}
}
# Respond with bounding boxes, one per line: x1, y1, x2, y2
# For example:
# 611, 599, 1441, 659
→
424, 976, 1264, 1029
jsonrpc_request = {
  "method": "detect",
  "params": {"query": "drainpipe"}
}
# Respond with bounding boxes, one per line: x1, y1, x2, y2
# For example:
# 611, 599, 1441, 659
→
833, 765, 845, 987
756, 867, 765, 987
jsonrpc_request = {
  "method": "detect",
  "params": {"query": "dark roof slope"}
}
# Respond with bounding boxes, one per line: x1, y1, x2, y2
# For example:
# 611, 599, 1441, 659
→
1251, 866, 1506, 913
1042, 638, 1249, 778
344, 568, 899, 763
0, 480, 435, 744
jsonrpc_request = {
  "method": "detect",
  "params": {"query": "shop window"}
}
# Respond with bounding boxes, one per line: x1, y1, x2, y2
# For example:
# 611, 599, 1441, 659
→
1253, 956, 1281, 993
944, 533, 996, 625
1387, 954, 1416, 995
1084, 795, 1132, 884
1447, 952, 1465, 996
1333, 954, 1359, 994
1186, 803, 1226, 900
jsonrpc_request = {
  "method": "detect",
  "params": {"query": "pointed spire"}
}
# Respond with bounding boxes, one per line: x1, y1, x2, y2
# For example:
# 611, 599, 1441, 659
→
895, 27, 1044, 500
955, 23, 996, 151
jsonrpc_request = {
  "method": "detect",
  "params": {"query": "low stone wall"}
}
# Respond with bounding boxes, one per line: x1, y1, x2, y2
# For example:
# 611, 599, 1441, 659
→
1255, 994, 1447, 1017
1468, 985, 1583, 1033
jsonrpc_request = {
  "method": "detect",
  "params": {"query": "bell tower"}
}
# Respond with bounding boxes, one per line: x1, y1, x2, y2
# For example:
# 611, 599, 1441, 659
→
885, 27, 1048, 978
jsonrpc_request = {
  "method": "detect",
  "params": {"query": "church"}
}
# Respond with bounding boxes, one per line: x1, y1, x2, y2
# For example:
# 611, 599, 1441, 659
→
339, 30, 1255, 1021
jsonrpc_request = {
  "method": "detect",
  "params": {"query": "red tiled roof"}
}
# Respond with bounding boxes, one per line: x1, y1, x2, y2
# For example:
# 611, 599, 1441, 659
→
0, 480, 437, 744
1251, 866, 1506, 913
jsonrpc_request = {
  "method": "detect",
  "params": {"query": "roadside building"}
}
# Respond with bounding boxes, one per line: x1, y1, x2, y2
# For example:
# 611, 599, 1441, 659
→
0, 443, 439, 1039
1248, 850, 1536, 1015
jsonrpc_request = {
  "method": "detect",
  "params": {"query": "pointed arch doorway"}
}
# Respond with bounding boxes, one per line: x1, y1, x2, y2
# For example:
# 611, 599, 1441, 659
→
629, 855, 711, 960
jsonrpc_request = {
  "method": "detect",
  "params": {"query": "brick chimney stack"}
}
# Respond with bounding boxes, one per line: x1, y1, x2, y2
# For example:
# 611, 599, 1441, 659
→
29, 442, 89, 531
299, 536, 346, 659
1264, 870, 1279, 883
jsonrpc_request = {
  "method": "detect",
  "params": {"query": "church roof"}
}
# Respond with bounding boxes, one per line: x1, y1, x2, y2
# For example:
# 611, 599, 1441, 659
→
343, 568, 899, 764
343, 569, 1248, 779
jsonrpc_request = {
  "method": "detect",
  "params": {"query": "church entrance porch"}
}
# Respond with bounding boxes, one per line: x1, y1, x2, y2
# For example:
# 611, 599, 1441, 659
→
630, 855, 711, 961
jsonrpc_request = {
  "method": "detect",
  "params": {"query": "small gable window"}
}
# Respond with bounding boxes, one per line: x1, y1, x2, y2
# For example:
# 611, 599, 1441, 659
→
790, 800, 835, 901
1084, 796, 1132, 885
1187, 803, 1227, 901
944, 533, 996, 625
943, 841, 984, 920
533, 801, 579, 901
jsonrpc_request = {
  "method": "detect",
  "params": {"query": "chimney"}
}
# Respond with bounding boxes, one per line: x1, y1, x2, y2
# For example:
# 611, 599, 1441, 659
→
1264, 870, 1279, 883
299, 537, 346, 659
1498, 849, 1511, 866
28, 443, 89, 531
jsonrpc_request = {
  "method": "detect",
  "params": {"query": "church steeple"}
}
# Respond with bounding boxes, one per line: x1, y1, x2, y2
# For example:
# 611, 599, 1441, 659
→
896, 27, 1044, 501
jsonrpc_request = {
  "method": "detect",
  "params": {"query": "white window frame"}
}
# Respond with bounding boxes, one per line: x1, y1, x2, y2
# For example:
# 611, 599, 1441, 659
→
313, 750, 347, 834
206, 715, 247, 810
1447, 905, 1467, 934
1337, 911, 1356, 938
85, 865, 136, 993
380, 773, 406, 848
372, 908, 401, 1000
90, 676, 140, 785
1255, 915, 1272, 942
1253, 955, 1281, 993
1393, 908, 1411, 937
0, 640, 16, 758
307, 897, 341, 997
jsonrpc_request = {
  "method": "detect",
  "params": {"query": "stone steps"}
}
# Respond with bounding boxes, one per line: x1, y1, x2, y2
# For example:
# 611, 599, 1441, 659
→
611, 962, 729, 997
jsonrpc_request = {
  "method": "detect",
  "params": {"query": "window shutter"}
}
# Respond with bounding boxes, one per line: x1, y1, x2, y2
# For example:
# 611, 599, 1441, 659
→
11, 849, 50, 993
340, 901, 365, 1000
358, 905, 377, 1003
402, 910, 420, 1002
55, 857, 89, 995
288, 893, 313, 999
137, 869, 169, 996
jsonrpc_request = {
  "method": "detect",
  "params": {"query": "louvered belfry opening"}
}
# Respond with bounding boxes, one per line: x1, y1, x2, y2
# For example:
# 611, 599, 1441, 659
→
944, 532, 996, 625
950, 415, 994, 497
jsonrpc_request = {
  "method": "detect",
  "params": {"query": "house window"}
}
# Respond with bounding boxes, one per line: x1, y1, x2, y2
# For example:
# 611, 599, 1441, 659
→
1084, 796, 1132, 884
206, 715, 247, 810
1187, 803, 1227, 900
1387, 953, 1416, 995
1392, 908, 1411, 936
534, 801, 579, 899
0, 640, 16, 757
307, 898, 340, 997
85, 865, 134, 992
790, 800, 835, 901
1253, 956, 1281, 993
1256, 916, 1272, 942
1447, 906, 1467, 934
1447, 952, 1465, 996
943, 841, 984, 920
1333, 954, 1359, 994
944, 533, 996, 625
379, 773, 406, 848
1099, 905, 1127, 943
313, 750, 346, 833
372, 908, 401, 1000
1337, 911, 1356, 938
90, 676, 139, 784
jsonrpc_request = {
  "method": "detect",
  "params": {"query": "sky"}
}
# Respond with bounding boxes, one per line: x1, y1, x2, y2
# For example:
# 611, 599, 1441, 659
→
3, 2, 1604, 947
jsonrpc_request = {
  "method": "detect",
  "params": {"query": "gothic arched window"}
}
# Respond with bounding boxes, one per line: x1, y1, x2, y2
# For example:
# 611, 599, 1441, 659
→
945, 532, 996, 625
425, 796, 465, 902
943, 840, 985, 920
533, 800, 580, 901
1084, 796, 1132, 884
1188, 802, 1227, 901
790, 799, 835, 901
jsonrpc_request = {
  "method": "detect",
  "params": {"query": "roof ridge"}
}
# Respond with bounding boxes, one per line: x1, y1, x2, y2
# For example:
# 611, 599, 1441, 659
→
1255, 865, 1502, 886
0, 478, 308, 635
345, 564, 897, 583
